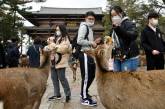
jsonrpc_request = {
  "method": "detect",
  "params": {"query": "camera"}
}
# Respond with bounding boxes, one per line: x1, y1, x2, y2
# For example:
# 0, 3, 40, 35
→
112, 47, 126, 60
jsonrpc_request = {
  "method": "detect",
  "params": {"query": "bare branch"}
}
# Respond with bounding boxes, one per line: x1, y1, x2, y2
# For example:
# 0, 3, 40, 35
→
162, 0, 165, 4
154, 4, 165, 9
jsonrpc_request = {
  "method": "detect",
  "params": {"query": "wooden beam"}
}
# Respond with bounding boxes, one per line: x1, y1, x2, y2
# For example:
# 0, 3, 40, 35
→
26, 18, 84, 20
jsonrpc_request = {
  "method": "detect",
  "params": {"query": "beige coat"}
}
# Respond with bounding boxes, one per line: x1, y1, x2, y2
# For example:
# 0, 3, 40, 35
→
45, 37, 71, 69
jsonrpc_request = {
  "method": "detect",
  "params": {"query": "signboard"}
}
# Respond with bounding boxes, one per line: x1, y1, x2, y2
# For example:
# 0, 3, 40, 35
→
67, 21, 77, 27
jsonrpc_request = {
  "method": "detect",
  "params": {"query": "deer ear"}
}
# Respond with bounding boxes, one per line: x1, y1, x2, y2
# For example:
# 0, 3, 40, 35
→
98, 50, 104, 57
86, 49, 95, 57
105, 37, 113, 45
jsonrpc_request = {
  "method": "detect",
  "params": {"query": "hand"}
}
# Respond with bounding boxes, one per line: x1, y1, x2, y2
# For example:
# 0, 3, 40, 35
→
94, 37, 102, 44
152, 50, 160, 55
112, 23, 120, 27
91, 42, 97, 48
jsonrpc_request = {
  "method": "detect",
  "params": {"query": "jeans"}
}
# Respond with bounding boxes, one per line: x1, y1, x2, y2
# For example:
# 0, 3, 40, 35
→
51, 67, 71, 97
113, 57, 139, 72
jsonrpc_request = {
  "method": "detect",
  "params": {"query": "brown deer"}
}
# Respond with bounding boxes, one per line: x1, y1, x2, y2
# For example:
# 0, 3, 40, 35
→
19, 54, 29, 67
89, 40, 165, 109
0, 50, 50, 109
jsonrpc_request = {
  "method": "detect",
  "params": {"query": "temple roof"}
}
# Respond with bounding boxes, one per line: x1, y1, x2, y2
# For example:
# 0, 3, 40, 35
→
32, 7, 103, 15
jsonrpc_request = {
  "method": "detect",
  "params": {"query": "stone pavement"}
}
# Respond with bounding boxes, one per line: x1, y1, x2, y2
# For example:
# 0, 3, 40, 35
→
39, 67, 105, 109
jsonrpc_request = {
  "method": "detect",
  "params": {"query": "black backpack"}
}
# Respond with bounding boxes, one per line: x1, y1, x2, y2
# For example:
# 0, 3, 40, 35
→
71, 24, 89, 59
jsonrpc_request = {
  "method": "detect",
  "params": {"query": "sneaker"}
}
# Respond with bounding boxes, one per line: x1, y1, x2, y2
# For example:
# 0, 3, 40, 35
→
81, 98, 97, 106
48, 95, 61, 101
66, 96, 71, 102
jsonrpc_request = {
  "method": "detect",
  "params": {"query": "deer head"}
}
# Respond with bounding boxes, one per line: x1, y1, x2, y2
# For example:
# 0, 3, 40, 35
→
88, 37, 113, 72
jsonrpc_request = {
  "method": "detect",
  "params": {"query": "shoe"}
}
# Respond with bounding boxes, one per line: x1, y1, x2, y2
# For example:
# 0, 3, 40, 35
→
48, 95, 61, 101
81, 98, 97, 106
66, 96, 71, 102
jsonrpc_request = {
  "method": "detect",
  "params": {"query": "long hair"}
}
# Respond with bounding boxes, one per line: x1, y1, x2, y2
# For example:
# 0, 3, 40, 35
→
109, 6, 126, 18
55, 24, 71, 44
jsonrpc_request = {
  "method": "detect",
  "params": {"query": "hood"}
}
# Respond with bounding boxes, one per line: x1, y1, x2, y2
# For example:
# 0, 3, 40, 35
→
121, 16, 129, 23
80, 22, 88, 26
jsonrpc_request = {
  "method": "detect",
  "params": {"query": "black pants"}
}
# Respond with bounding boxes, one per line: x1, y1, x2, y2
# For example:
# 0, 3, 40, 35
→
79, 52, 96, 99
146, 54, 164, 70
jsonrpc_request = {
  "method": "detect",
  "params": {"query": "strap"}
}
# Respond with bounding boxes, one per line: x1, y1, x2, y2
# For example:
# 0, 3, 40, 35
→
83, 24, 89, 40
56, 53, 62, 64
112, 30, 120, 48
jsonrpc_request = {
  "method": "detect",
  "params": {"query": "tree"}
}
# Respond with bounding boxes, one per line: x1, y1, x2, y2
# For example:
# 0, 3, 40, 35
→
0, 0, 31, 41
102, 11, 111, 36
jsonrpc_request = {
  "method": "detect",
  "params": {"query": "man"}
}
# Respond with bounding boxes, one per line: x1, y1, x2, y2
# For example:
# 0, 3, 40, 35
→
27, 37, 42, 68
141, 12, 165, 70
6, 38, 20, 67
77, 11, 101, 106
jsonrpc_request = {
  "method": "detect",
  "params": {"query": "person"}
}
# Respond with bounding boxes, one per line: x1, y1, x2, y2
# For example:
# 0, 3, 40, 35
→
47, 24, 71, 103
109, 6, 139, 72
77, 11, 101, 106
141, 12, 165, 70
0, 38, 6, 68
6, 38, 20, 67
27, 37, 42, 68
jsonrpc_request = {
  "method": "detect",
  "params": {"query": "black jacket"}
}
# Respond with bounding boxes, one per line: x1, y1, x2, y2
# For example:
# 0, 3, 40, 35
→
141, 26, 165, 54
112, 18, 139, 59
0, 43, 6, 68
6, 42, 20, 67
27, 44, 42, 68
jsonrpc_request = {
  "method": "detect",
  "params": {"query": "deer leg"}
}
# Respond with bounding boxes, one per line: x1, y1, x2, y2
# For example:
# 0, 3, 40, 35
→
72, 63, 77, 82
4, 99, 26, 109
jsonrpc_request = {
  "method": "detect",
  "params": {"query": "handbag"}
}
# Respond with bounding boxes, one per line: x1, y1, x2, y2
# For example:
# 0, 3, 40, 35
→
50, 53, 62, 66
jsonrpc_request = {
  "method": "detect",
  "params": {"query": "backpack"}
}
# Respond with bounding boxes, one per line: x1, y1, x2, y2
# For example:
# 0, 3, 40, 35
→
71, 24, 89, 59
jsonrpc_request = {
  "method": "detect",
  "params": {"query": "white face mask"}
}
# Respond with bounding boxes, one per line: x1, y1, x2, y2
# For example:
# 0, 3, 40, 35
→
56, 31, 61, 36
87, 20, 95, 27
112, 15, 122, 25
151, 19, 158, 27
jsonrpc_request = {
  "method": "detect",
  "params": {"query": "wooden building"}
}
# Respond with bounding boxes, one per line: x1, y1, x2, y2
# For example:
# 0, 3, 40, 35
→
23, 7, 104, 41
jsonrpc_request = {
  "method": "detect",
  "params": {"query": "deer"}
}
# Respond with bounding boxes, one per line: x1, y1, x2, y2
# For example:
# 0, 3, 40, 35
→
88, 37, 165, 109
0, 49, 50, 109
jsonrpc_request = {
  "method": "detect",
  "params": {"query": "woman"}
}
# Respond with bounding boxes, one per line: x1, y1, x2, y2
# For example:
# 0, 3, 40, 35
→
47, 24, 71, 102
110, 6, 139, 72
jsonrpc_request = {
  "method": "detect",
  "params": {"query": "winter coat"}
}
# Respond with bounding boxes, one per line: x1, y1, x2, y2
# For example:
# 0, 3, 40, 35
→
141, 25, 165, 54
112, 17, 139, 59
45, 37, 71, 69
27, 44, 42, 68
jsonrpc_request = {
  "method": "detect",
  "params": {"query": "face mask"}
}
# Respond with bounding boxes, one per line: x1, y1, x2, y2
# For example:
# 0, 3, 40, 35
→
112, 15, 122, 25
151, 19, 158, 27
87, 20, 95, 27
56, 31, 61, 36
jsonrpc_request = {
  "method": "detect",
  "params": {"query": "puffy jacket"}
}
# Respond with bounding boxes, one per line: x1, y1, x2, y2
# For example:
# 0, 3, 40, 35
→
112, 17, 139, 59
